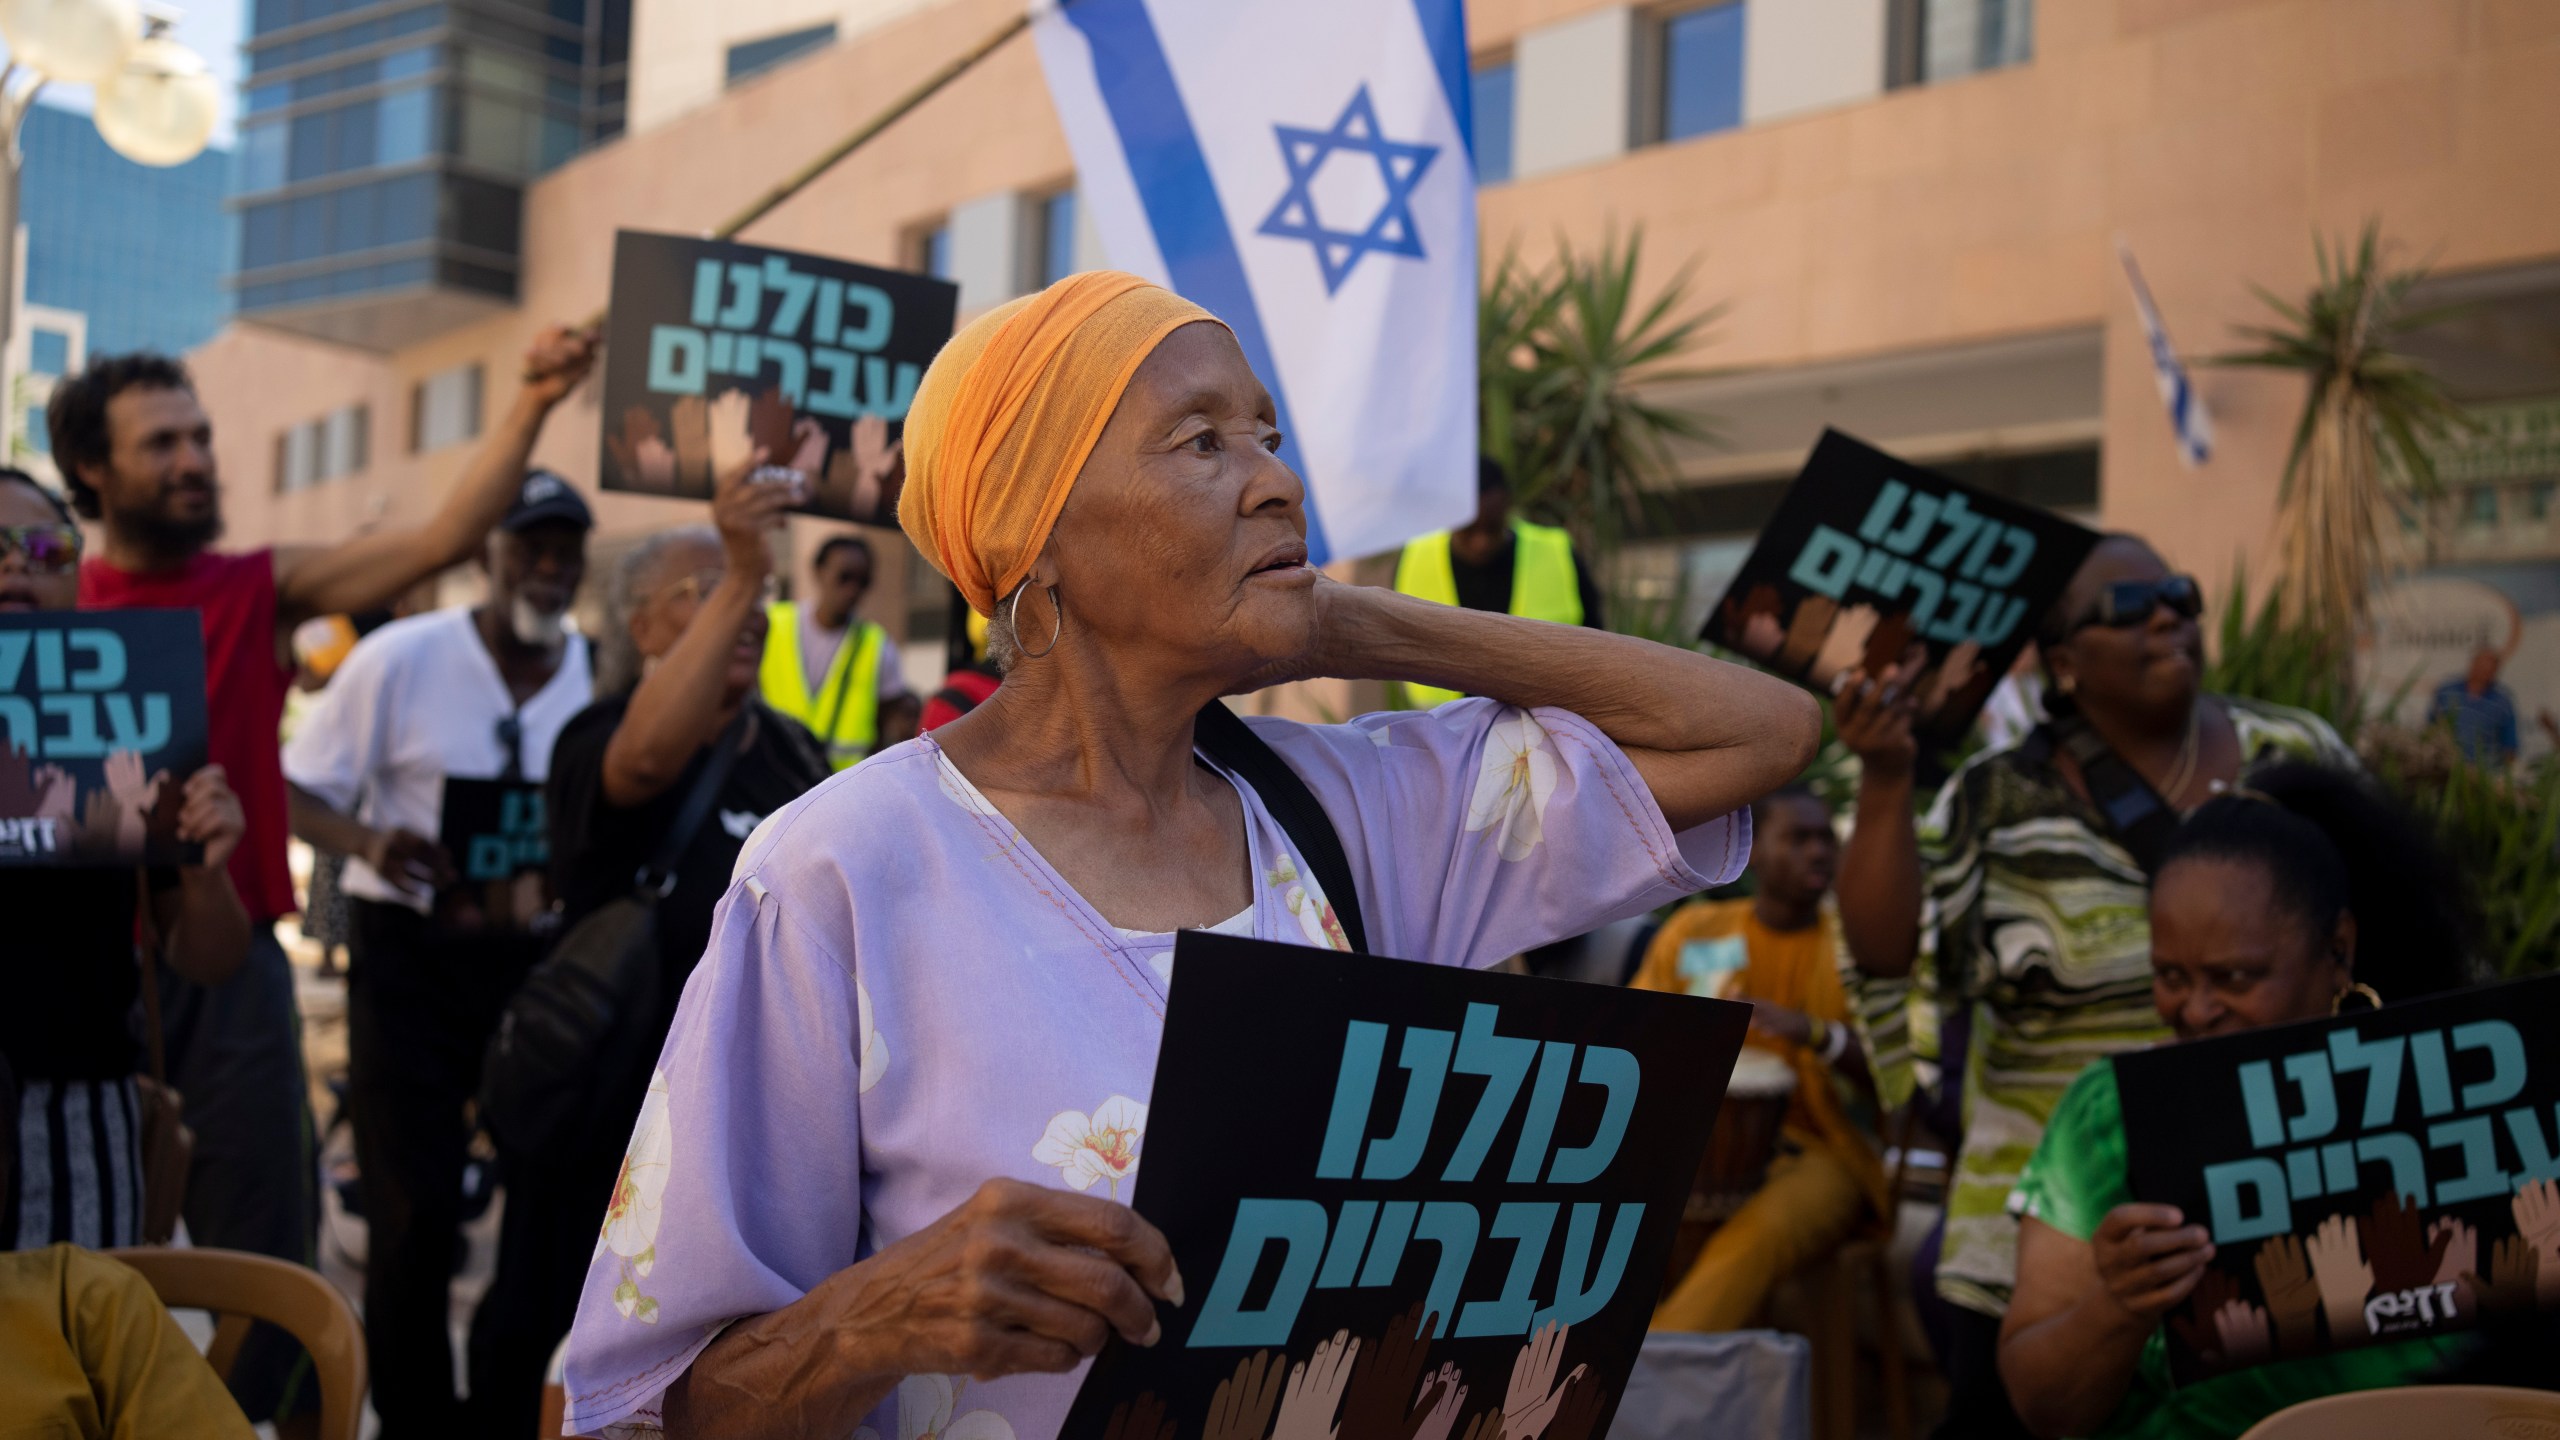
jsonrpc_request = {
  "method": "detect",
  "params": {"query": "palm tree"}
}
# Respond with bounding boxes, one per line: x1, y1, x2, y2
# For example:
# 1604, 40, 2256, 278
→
1480, 227, 1724, 560
2213, 221, 2471, 642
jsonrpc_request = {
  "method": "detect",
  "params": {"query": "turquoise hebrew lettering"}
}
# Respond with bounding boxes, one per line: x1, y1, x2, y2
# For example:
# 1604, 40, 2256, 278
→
1532, 1202, 1645, 1329
1366, 1027, 1455, 1182
2453, 1022, 2526, 1110
1457, 1202, 1560, 1338
2205, 1158, 2291, 1243
1190, 1199, 1328, 1348
2328, 1029, 2405, 1128
1445, 1004, 1535, 1183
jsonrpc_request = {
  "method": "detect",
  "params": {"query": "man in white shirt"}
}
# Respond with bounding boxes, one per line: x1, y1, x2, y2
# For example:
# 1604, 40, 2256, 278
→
282, 471, 593, 1437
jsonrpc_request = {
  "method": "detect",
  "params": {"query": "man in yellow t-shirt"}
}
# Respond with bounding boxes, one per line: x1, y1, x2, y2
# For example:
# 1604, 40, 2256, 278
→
1632, 784, 1889, 1331
0, 1243, 257, 1439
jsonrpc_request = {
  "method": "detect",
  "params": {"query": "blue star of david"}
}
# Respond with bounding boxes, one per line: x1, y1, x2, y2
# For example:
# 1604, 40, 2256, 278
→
1258, 86, 1440, 295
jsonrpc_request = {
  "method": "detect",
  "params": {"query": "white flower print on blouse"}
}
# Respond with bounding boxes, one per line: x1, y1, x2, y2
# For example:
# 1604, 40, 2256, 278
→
855, 1374, 1018, 1440
600, 1069, 673, 1323
856, 977, 888, 1093
1465, 707, 1561, 862
1266, 854, 1350, 951
1032, 1095, 1147, 1198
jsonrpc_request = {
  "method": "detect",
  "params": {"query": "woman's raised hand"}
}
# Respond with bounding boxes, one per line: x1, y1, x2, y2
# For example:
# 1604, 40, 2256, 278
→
710, 448, 795, 586
2090, 1203, 2214, 1325
812, 1178, 1182, 1381
1832, 664, 1921, 780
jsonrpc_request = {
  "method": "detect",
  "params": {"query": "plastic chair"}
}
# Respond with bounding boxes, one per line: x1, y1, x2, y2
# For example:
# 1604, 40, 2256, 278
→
1615, 1329, 1812, 1440
2238, 1385, 2560, 1439
108, 1246, 368, 1440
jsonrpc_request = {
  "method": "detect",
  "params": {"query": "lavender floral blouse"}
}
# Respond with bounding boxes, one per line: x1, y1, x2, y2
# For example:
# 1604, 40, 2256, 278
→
559, 699, 1749, 1438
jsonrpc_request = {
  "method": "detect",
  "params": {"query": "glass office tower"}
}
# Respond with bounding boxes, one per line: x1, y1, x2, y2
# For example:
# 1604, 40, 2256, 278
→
234, 0, 631, 349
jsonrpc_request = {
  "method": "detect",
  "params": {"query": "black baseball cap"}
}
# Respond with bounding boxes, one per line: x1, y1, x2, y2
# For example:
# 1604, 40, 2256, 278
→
502, 469, 593, 532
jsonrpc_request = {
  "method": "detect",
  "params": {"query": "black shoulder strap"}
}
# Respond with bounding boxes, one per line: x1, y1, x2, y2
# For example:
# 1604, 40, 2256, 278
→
2049, 716, 2180, 877
1192, 702, 1370, 954
636, 710, 749, 899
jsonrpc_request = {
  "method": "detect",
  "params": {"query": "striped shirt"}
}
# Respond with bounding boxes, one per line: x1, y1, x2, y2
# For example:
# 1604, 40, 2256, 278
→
1854, 696, 2355, 1316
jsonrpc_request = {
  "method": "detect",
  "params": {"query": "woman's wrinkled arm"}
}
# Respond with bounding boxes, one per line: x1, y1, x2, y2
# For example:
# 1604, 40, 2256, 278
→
1312, 582, 1819, 831
2001, 1209, 2213, 1439
664, 1180, 1182, 1440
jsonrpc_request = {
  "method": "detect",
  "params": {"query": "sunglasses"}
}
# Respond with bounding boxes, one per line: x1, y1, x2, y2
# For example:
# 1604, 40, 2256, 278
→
0, 523, 82, 574
2069, 574, 2203, 636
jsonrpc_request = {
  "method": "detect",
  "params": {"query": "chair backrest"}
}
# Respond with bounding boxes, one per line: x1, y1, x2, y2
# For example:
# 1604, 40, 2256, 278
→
1614, 1329, 1812, 1440
2239, 1385, 2560, 1440
107, 1246, 367, 1440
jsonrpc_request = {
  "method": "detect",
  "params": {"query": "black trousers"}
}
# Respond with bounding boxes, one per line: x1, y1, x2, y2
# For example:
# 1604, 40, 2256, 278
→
1931, 1298, 2040, 1440
468, 1122, 627, 1430
345, 900, 540, 1438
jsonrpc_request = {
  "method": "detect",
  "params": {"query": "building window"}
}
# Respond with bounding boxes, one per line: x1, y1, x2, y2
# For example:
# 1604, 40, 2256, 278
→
1472, 61, 1515, 185
918, 223, 952, 281
1659, 3, 1746, 145
279, 403, 372, 493
1038, 189, 1079, 287
2465, 487, 2500, 528
1893, 0, 2033, 86
411, 362, 483, 453
2527, 482, 2555, 522
27, 329, 70, 377
727, 23, 837, 87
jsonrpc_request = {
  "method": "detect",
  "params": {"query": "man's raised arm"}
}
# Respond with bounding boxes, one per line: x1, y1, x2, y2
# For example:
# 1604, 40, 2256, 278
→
274, 324, 598, 625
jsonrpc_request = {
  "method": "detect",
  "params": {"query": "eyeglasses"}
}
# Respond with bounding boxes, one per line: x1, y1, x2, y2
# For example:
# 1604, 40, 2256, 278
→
0, 523, 81, 574
647, 568, 727, 608
495, 713, 524, 782
2068, 574, 2203, 636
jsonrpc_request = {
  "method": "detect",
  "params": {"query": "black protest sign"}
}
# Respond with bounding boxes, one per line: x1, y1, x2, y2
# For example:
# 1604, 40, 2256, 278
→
599, 230, 959, 524
434, 777, 554, 934
2119, 975, 2560, 1383
1702, 430, 2098, 749
1061, 932, 1749, 1440
0, 610, 206, 866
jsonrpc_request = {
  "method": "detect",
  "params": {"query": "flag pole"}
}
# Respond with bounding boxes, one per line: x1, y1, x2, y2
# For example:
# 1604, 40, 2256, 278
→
564, 9, 1032, 340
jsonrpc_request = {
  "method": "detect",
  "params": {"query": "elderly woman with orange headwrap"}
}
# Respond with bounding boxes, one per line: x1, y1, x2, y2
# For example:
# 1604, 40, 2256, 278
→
557, 274, 1819, 1440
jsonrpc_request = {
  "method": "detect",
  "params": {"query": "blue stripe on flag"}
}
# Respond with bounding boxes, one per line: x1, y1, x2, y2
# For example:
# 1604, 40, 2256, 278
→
1410, 0, 1471, 164
1061, 0, 1336, 563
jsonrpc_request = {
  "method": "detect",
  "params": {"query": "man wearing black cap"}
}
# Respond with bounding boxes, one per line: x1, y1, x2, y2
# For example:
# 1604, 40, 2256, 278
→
283, 469, 595, 1435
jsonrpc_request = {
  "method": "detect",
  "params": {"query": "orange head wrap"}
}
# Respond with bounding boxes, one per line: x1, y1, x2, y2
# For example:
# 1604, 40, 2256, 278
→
898, 271, 1228, 616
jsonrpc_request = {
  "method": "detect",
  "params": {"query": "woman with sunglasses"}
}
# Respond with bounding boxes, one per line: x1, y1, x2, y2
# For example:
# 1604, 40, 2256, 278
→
493, 451, 832, 1427
1829, 534, 2358, 1438
0, 469, 250, 1249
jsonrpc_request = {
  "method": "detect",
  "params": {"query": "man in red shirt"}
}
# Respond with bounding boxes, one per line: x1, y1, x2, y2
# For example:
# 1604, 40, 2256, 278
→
51, 325, 595, 1424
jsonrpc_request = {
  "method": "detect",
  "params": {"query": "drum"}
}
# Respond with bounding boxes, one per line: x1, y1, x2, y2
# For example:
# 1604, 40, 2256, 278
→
1664, 1049, 1799, 1290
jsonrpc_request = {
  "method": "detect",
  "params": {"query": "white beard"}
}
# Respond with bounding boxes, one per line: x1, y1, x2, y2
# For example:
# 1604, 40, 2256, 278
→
510, 598, 567, 651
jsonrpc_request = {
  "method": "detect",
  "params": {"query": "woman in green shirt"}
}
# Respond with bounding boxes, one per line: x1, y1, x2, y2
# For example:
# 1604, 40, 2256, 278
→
2000, 762, 2475, 1438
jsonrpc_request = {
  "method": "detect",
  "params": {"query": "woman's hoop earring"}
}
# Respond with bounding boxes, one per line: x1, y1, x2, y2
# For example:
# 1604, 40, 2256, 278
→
1009, 581, 1063, 660
2333, 981, 2383, 1015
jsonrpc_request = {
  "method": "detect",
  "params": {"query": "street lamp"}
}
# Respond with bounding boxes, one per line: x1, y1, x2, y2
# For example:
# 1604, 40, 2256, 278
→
0, 0, 214, 452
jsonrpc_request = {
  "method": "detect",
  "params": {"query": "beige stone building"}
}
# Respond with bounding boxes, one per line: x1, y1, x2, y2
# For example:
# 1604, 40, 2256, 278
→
190, 0, 2560, 740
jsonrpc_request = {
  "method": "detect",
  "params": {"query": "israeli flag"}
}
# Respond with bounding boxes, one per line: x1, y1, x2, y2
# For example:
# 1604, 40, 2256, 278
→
2117, 239, 2212, 469
1034, 0, 1478, 564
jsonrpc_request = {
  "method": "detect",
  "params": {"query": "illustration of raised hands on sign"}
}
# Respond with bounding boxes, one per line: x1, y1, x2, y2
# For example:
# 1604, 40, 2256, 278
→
2306, 1212, 2374, 1344
2431, 1216, 2478, 1323
2515, 1178, 2560, 1306
1339, 1303, 1449, 1440
2251, 1232, 2322, 1360
2360, 1193, 2451, 1299
2211, 1298, 2272, 1368
2464, 1233, 2541, 1321
1271, 1330, 1360, 1440
1202, 1351, 1287, 1440
2167, 1269, 2244, 1369
1498, 1321, 1584, 1440
1104, 1392, 1176, 1440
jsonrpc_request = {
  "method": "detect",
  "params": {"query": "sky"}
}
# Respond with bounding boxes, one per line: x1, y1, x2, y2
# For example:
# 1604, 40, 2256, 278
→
4, 0, 247, 148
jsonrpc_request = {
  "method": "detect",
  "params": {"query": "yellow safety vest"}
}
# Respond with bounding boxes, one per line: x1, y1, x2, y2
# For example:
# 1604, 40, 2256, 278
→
760, 602, 883, 771
1392, 520, 1583, 708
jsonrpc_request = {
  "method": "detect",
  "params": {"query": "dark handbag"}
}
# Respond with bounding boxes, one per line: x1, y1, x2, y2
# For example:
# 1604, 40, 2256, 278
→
133, 871, 192, 1246
478, 714, 746, 1156
2027, 716, 2181, 877
1192, 702, 1369, 953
